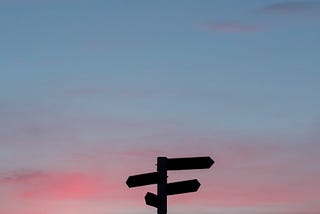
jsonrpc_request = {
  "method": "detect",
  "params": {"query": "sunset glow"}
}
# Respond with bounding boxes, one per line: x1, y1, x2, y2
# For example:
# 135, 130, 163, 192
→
1, 1, 320, 214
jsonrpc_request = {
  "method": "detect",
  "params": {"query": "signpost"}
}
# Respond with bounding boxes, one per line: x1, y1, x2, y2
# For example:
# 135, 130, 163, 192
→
126, 156, 214, 214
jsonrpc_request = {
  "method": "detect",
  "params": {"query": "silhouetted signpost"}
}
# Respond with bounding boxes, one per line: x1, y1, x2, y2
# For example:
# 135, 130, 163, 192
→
126, 156, 214, 214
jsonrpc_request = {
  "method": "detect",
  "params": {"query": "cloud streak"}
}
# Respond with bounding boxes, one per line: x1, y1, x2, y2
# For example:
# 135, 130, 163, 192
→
202, 22, 262, 33
0, 171, 46, 184
259, 1, 320, 14
203, 1, 320, 34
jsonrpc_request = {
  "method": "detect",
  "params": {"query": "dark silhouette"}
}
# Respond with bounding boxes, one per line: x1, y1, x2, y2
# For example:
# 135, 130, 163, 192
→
126, 156, 214, 214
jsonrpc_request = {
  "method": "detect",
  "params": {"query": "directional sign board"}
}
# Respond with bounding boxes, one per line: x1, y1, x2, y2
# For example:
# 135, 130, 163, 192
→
144, 179, 201, 208
167, 156, 214, 170
126, 172, 158, 188
145, 192, 158, 208
167, 179, 200, 195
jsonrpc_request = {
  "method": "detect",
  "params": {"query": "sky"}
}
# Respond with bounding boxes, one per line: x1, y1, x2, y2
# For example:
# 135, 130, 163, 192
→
0, 0, 320, 213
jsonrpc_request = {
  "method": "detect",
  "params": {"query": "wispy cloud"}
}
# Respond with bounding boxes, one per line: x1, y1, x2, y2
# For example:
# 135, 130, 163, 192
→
203, 1, 320, 34
66, 85, 231, 101
202, 22, 263, 33
259, 1, 320, 15
0, 170, 46, 183
69, 87, 150, 98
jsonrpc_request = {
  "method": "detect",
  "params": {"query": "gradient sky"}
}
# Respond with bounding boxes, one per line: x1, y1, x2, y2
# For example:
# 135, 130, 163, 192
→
1, 0, 320, 214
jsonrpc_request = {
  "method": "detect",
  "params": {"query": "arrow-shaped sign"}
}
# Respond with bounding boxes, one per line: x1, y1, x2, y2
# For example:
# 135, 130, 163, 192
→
167, 156, 214, 170
144, 179, 201, 208
167, 179, 201, 195
126, 172, 158, 188
145, 192, 158, 208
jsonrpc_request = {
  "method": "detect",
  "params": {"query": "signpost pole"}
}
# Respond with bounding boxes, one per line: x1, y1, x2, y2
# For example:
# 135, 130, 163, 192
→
157, 157, 167, 214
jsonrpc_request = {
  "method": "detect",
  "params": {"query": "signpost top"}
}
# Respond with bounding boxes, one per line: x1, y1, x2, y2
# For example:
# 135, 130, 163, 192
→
126, 155, 214, 214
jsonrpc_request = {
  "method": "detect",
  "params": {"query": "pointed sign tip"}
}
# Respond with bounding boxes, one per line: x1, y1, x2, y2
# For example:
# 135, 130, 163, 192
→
209, 157, 214, 167
195, 179, 201, 191
125, 178, 132, 188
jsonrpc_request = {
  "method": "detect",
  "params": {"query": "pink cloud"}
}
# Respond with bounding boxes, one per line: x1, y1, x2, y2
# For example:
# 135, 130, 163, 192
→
69, 87, 151, 98
0, 170, 114, 201
19, 172, 105, 200
0, 168, 147, 208
259, 1, 320, 14
202, 22, 263, 33
0, 211, 46, 214
66, 85, 233, 102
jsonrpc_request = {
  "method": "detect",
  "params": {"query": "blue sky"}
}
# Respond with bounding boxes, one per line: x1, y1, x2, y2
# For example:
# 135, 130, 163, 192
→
1, 1, 320, 214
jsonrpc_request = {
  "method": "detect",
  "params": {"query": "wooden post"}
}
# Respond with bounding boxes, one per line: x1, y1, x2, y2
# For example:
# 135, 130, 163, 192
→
157, 157, 167, 214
